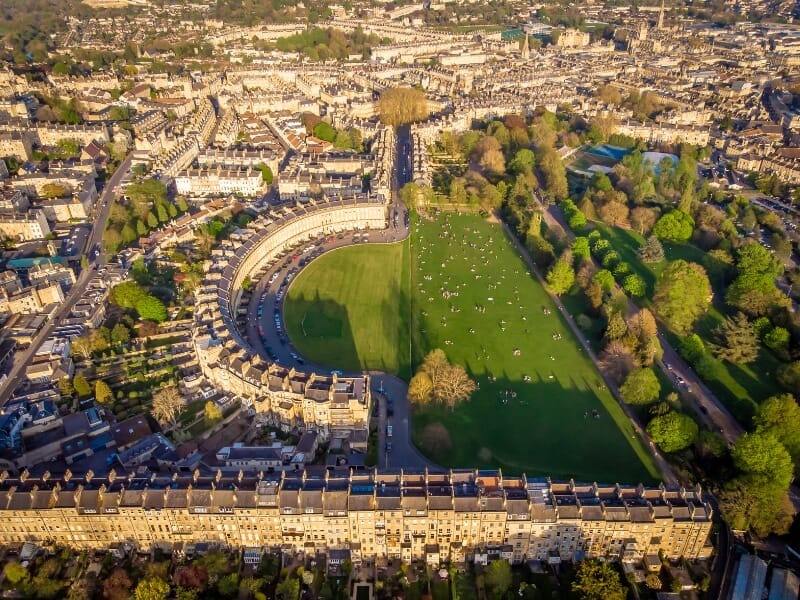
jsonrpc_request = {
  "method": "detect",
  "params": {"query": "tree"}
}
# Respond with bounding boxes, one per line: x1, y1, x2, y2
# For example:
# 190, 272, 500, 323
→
111, 323, 130, 346
653, 260, 712, 334
620, 368, 660, 405
421, 349, 449, 387
407, 371, 433, 404
764, 326, 790, 354
173, 565, 209, 591
571, 559, 625, 600
754, 394, 800, 458
434, 363, 477, 409
598, 200, 629, 227
95, 380, 113, 404
484, 560, 512, 599
637, 235, 664, 263
136, 296, 168, 322
537, 147, 568, 200
647, 411, 698, 452
509, 148, 535, 175
622, 274, 646, 297
726, 243, 786, 316
414, 349, 477, 409
3, 561, 29, 586
645, 573, 662, 590
217, 573, 240, 598
710, 312, 759, 364
720, 483, 794, 537
598, 340, 639, 383
103, 568, 133, 600
71, 335, 93, 359
152, 386, 184, 427
777, 361, 800, 394
275, 577, 299, 600
472, 136, 506, 177
205, 401, 222, 421
378, 87, 429, 127
546, 257, 575, 295
733, 432, 794, 490
630, 207, 658, 235
573, 237, 591, 262
312, 121, 336, 142
419, 422, 451, 456
134, 578, 169, 600
73, 374, 91, 398
652, 210, 694, 243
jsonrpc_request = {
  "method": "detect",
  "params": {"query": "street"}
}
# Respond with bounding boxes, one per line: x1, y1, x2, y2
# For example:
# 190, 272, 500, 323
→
0, 155, 133, 407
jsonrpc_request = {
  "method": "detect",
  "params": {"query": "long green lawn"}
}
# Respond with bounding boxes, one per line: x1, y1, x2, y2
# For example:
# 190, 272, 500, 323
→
284, 215, 660, 483
284, 242, 412, 378
408, 214, 657, 482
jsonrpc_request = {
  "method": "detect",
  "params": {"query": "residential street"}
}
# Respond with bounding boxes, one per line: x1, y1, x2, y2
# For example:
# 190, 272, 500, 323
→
0, 155, 133, 407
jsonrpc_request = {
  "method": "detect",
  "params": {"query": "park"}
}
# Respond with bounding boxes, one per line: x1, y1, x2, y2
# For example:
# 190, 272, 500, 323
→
284, 212, 659, 483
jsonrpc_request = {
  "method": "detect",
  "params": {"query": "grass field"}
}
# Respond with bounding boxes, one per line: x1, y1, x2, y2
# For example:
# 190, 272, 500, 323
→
408, 214, 657, 482
284, 215, 659, 483
284, 242, 412, 378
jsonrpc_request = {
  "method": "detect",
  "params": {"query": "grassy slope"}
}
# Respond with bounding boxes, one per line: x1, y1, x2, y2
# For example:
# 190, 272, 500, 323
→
409, 214, 658, 483
593, 222, 782, 422
284, 241, 412, 378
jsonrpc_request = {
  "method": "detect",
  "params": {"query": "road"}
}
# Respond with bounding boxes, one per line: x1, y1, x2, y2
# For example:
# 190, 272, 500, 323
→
0, 155, 133, 406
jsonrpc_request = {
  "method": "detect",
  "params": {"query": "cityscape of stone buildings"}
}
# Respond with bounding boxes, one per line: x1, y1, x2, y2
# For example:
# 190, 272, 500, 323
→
0, 0, 798, 581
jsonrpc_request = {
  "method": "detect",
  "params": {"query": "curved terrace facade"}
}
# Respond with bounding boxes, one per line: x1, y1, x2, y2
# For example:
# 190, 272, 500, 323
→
192, 195, 388, 444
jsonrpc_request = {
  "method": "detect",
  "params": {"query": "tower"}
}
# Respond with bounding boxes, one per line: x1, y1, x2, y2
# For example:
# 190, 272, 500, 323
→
522, 33, 530, 60
657, 0, 665, 30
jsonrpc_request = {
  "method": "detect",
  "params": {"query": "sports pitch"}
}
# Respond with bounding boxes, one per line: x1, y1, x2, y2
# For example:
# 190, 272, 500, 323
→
285, 214, 659, 482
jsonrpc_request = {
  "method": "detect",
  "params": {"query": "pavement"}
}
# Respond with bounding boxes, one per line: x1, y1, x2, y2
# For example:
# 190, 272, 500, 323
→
0, 155, 133, 407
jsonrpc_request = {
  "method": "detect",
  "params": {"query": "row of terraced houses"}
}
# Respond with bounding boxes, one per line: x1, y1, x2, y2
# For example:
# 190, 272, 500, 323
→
0, 468, 712, 566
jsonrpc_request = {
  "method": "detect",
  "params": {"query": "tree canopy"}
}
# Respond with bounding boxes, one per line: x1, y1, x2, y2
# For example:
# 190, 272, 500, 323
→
619, 368, 660, 405
652, 210, 694, 243
646, 411, 698, 452
378, 87, 429, 127
571, 559, 626, 600
546, 256, 575, 295
710, 312, 759, 364
726, 243, 786, 316
653, 260, 711, 333
754, 394, 800, 458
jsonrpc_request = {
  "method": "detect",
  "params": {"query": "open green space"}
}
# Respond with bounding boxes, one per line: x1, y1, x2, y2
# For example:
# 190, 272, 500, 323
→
284, 242, 412, 378
284, 215, 659, 482
591, 222, 783, 422
408, 214, 657, 482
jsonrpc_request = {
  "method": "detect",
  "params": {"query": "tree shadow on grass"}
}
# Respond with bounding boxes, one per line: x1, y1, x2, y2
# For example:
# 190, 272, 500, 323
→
381, 272, 412, 379
416, 372, 657, 483
286, 291, 360, 372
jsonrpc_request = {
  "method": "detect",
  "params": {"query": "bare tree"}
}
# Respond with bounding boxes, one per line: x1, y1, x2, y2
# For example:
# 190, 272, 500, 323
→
420, 423, 452, 455
598, 340, 640, 384
434, 364, 477, 409
71, 335, 92, 360
150, 385, 184, 428
421, 349, 449, 388
412, 349, 477, 409
630, 207, 659, 235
